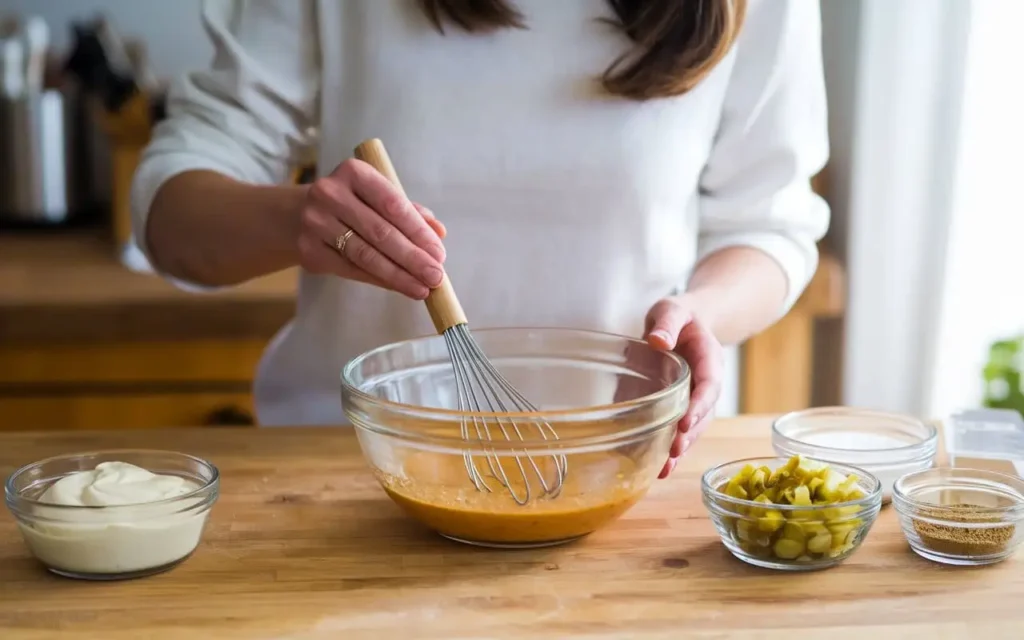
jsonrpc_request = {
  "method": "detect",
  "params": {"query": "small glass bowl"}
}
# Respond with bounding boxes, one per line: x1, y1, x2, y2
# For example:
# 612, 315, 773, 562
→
892, 467, 1024, 566
772, 407, 938, 504
702, 457, 883, 571
4, 450, 219, 580
342, 327, 690, 549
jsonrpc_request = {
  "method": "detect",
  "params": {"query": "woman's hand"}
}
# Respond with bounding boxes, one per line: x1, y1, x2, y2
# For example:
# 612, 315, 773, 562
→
297, 158, 448, 299
644, 295, 725, 478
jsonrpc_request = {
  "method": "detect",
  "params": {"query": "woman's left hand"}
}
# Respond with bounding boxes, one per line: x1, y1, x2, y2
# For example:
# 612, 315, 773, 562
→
644, 295, 725, 478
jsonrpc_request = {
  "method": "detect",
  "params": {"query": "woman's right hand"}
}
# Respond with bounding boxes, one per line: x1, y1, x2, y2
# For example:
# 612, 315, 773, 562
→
296, 158, 447, 300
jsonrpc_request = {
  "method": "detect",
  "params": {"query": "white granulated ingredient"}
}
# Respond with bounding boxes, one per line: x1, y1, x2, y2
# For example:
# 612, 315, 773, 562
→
801, 431, 911, 450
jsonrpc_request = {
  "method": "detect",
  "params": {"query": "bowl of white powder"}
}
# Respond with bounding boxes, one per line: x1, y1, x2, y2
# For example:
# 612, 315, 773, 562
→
772, 407, 938, 504
4, 450, 219, 580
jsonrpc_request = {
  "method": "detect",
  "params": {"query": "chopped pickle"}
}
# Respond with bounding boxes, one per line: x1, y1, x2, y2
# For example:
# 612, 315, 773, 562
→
780, 522, 805, 542
808, 477, 824, 494
725, 482, 748, 500
773, 537, 804, 559
791, 485, 813, 507
806, 532, 832, 554
758, 508, 785, 533
800, 522, 828, 536
749, 468, 768, 494
715, 455, 873, 566
767, 467, 787, 487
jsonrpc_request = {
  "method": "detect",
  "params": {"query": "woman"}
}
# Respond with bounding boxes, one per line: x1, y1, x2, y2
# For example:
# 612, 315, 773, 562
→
132, 0, 829, 478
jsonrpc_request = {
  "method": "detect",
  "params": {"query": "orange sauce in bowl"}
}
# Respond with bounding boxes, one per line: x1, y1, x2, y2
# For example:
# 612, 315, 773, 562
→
379, 450, 650, 545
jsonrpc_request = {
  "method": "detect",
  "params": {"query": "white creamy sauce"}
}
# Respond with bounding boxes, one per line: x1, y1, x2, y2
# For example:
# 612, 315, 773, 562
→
40, 461, 196, 506
18, 462, 211, 576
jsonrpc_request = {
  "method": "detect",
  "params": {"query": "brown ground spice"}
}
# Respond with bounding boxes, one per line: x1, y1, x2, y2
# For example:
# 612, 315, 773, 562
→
911, 503, 1017, 556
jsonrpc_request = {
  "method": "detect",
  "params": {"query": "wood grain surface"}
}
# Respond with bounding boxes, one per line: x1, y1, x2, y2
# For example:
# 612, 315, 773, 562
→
0, 231, 296, 343
0, 416, 1021, 639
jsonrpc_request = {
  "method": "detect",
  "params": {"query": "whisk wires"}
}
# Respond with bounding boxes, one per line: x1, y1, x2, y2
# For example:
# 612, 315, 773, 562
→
444, 325, 568, 505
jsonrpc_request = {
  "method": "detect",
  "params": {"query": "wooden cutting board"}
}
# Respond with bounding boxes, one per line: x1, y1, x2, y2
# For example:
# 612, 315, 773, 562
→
0, 416, 1022, 639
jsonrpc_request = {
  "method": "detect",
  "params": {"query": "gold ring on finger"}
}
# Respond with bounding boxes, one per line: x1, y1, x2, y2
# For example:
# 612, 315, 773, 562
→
335, 229, 356, 256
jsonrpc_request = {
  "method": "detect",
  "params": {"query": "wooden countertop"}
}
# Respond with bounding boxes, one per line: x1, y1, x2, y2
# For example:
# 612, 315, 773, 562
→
0, 416, 1021, 639
0, 232, 298, 343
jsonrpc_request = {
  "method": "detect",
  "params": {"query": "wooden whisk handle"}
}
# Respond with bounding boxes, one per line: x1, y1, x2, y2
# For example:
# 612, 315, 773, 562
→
353, 138, 467, 334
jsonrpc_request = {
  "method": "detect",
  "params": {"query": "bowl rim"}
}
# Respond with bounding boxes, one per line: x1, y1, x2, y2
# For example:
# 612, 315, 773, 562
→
4, 449, 220, 511
771, 406, 938, 456
701, 455, 884, 512
340, 326, 691, 425
891, 466, 1024, 520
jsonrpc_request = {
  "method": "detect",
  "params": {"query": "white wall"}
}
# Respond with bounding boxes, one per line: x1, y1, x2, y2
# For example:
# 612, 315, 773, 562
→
0, 0, 210, 79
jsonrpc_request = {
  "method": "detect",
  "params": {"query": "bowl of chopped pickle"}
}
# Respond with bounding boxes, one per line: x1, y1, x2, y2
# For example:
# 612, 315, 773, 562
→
701, 455, 883, 570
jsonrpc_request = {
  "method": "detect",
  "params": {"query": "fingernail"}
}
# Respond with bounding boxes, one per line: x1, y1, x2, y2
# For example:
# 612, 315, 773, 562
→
682, 435, 692, 452
421, 266, 443, 287
651, 330, 672, 345
670, 458, 678, 472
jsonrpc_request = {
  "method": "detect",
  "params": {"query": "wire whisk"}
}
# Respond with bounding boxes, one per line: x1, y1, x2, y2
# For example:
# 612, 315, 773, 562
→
354, 138, 568, 506
444, 323, 567, 504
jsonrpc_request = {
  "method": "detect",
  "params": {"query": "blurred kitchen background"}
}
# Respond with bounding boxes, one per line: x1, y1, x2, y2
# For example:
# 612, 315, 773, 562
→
0, 0, 1020, 431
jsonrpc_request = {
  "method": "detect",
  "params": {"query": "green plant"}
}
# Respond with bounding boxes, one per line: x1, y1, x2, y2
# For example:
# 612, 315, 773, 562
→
982, 336, 1024, 416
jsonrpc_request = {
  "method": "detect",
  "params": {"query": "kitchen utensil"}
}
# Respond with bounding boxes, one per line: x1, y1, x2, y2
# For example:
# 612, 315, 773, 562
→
342, 327, 690, 547
772, 407, 938, 504
21, 15, 49, 93
353, 138, 568, 506
64, 16, 139, 112
5, 450, 219, 580
56, 16, 152, 238
1, 36, 23, 97
95, 16, 135, 79
125, 38, 159, 92
0, 15, 95, 227
0, 88, 78, 224
702, 456, 883, 571
892, 467, 1024, 566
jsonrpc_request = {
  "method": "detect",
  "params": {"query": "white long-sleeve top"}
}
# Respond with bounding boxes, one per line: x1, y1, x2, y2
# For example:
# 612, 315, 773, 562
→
131, 0, 830, 427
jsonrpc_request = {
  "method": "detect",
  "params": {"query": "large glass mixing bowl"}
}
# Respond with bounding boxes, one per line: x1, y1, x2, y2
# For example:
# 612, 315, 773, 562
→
341, 327, 691, 548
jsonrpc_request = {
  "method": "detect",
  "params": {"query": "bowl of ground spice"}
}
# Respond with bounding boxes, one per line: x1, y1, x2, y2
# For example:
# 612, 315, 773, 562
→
892, 467, 1024, 566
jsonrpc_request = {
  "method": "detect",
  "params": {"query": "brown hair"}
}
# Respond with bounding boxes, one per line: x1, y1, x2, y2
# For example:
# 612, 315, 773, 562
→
418, 0, 747, 101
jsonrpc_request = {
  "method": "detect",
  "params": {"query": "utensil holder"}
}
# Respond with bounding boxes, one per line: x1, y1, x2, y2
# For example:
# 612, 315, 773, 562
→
0, 89, 80, 223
